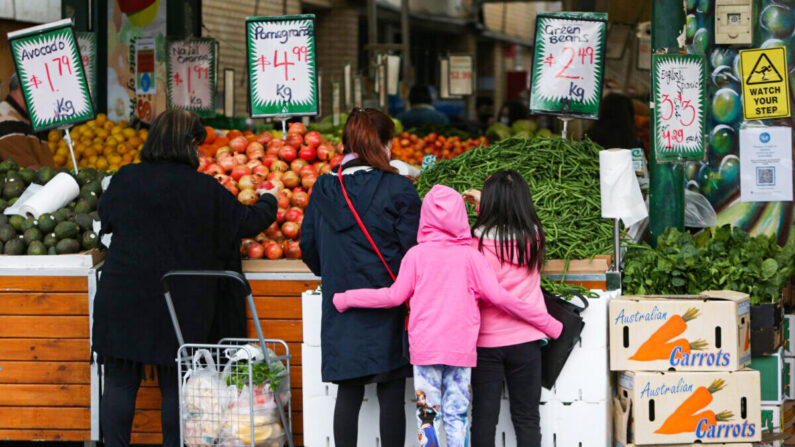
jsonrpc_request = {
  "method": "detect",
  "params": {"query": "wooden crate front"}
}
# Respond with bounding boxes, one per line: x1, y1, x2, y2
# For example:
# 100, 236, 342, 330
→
0, 276, 91, 442
131, 278, 318, 446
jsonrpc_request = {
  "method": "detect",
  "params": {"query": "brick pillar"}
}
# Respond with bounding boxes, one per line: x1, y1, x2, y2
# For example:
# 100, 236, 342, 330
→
314, 0, 360, 117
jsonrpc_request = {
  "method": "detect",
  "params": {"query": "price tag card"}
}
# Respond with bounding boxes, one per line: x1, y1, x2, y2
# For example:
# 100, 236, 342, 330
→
166, 38, 216, 115
449, 55, 473, 96
530, 12, 607, 119
246, 14, 318, 118
75, 31, 96, 107
135, 37, 156, 95
652, 53, 707, 161
8, 19, 95, 131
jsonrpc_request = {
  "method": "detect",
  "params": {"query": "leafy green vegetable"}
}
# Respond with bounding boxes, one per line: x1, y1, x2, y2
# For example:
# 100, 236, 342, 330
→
623, 225, 795, 304
225, 349, 287, 392
541, 277, 600, 299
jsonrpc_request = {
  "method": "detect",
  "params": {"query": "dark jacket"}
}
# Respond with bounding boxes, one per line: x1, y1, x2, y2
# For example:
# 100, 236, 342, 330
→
92, 161, 277, 366
300, 164, 421, 382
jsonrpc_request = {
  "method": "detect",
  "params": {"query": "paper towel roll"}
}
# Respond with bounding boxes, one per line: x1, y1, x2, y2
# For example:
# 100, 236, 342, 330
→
599, 149, 648, 227
19, 172, 80, 219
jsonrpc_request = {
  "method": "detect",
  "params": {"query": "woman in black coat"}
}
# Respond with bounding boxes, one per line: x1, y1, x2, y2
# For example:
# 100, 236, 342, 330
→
300, 108, 421, 447
92, 109, 278, 447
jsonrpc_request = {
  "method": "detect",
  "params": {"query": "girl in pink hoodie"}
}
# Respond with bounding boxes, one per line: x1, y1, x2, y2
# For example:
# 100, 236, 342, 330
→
333, 184, 562, 447
464, 169, 555, 447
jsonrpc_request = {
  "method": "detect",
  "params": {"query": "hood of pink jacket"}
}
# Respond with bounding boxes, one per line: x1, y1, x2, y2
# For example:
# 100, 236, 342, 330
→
418, 185, 471, 245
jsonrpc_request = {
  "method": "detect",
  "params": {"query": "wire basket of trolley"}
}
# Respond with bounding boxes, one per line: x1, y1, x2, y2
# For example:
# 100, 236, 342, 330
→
162, 270, 293, 447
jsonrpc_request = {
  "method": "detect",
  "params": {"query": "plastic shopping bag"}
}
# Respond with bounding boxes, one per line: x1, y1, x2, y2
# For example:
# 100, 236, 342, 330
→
182, 349, 226, 446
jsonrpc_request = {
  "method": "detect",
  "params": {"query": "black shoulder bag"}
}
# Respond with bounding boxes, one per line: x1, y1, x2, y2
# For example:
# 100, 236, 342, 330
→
540, 288, 589, 389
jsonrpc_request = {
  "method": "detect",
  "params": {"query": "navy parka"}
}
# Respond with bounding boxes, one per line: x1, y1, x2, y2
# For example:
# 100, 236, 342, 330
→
300, 164, 421, 382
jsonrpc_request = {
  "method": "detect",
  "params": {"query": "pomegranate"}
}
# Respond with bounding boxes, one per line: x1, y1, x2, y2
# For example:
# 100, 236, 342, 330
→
252, 164, 269, 178
284, 240, 302, 259
240, 238, 256, 256
262, 154, 277, 168
267, 138, 284, 153
316, 144, 333, 161
290, 158, 307, 172
286, 134, 303, 149
282, 171, 300, 188
198, 157, 210, 172
231, 165, 251, 181
246, 159, 262, 170
204, 163, 224, 177
264, 242, 283, 259
234, 153, 248, 165
271, 160, 289, 172
288, 122, 307, 135
238, 189, 258, 205
285, 207, 304, 223
216, 146, 232, 159
292, 187, 305, 194
300, 164, 317, 178
247, 242, 265, 259
248, 150, 265, 161
223, 181, 239, 197
246, 141, 264, 155
304, 131, 322, 148
218, 156, 236, 172
264, 222, 281, 239
319, 163, 332, 175
276, 208, 287, 224
296, 214, 304, 225
268, 171, 285, 183
329, 155, 344, 168
255, 232, 267, 243
291, 191, 309, 208
279, 145, 298, 163
277, 194, 290, 209
281, 221, 300, 239
299, 145, 317, 162
230, 136, 248, 153
301, 174, 317, 189
238, 174, 257, 191
257, 132, 273, 145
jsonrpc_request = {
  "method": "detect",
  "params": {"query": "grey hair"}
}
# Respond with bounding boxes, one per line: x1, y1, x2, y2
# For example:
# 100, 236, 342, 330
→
8, 73, 20, 91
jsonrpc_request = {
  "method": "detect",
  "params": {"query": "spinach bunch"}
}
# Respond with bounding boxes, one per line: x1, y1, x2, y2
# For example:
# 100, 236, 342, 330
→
623, 225, 795, 304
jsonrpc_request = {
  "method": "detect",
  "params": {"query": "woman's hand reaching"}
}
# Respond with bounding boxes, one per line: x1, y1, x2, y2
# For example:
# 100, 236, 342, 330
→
463, 189, 481, 207
256, 183, 281, 199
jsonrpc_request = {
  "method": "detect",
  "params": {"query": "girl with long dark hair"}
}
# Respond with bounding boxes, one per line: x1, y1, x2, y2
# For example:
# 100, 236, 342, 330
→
464, 170, 557, 446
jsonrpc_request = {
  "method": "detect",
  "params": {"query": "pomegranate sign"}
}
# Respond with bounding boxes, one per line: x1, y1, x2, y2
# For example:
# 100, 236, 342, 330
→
245, 14, 318, 118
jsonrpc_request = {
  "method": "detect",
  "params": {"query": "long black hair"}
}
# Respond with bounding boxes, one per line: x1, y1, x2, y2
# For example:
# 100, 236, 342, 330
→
472, 170, 545, 272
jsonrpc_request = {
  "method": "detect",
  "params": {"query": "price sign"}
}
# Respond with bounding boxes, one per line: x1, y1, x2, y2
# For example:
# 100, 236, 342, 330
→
530, 12, 607, 119
135, 37, 156, 95
75, 32, 96, 107
166, 38, 216, 115
8, 19, 95, 131
652, 54, 706, 161
246, 14, 318, 118
448, 55, 473, 96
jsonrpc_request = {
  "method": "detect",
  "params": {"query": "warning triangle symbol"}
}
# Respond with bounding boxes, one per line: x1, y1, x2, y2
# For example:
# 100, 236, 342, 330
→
746, 53, 784, 85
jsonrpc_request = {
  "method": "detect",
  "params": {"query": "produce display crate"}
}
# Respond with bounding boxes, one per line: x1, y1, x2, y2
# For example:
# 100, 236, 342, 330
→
0, 263, 102, 442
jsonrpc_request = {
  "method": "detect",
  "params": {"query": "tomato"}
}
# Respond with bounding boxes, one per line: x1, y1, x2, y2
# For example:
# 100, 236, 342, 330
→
284, 241, 302, 259
286, 134, 303, 148
299, 145, 317, 162
264, 242, 283, 259
282, 171, 300, 188
304, 131, 322, 148
279, 145, 298, 162
281, 221, 300, 239
247, 242, 265, 259
288, 122, 307, 135
291, 191, 309, 208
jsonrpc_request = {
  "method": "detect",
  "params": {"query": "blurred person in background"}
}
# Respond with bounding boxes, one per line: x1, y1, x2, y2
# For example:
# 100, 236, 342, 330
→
585, 93, 642, 150
0, 73, 54, 168
496, 101, 529, 127
397, 84, 449, 128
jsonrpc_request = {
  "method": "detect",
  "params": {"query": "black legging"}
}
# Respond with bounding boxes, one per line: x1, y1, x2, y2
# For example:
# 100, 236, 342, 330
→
100, 360, 179, 447
334, 377, 406, 447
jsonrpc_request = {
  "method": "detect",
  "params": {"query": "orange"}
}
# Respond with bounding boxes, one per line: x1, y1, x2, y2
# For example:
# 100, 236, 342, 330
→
95, 157, 109, 170
116, 143, 130, 155
127, 136, 143, 147
122, 128, 136, 138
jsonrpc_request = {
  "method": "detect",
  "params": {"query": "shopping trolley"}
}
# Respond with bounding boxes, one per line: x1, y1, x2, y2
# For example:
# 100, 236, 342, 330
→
162, 270, 294, 447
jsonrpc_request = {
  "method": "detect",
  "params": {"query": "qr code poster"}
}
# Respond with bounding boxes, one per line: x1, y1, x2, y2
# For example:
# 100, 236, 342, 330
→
740, 126, 793, 202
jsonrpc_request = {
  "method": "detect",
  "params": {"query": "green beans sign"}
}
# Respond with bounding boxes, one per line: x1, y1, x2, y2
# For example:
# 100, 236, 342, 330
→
246, 14, 318, 118
530, 12, 607, 119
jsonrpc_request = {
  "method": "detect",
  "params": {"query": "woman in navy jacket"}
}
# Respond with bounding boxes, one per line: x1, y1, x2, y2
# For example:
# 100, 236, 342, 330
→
300, 108, 421, 447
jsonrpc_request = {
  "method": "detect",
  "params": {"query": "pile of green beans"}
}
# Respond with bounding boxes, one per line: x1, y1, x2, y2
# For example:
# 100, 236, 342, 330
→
415, 136, 614, 263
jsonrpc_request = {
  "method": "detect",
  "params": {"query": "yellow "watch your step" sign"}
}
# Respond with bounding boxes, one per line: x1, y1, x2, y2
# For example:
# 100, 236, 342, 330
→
740, 47, 791, 120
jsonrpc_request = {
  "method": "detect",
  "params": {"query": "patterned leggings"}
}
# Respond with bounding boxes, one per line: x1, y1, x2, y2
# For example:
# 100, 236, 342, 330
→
414, 365, 472, 447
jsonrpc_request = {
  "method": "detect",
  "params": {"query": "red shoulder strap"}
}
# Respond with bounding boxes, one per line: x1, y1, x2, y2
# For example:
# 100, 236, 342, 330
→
338, 167, 396, 281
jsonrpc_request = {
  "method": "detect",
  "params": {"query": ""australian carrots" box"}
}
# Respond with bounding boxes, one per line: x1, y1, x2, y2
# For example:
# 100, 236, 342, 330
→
609, 291, 751, 372
614, 370, 761, 444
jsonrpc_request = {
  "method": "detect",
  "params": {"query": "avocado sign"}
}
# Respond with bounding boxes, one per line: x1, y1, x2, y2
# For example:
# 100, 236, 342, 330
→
740, 47, 791, 121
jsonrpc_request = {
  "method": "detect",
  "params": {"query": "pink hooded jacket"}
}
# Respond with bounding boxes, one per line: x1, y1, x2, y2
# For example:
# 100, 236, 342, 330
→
472, 233, 557, 348
333, 185, 563, 367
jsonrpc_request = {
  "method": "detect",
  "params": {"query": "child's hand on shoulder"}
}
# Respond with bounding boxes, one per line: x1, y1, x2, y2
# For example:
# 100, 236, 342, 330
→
333, 292, 347, 313
462, 189, 481, 207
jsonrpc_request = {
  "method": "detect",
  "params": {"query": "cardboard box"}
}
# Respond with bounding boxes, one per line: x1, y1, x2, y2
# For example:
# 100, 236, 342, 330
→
752, 302, 785, 330
609, 291, 751, 372
615, 370, 761, 444
753, 322, 784, 357
785, 314, 795, 356
761, 400, 795, 433
543, 399, 612, 447
750, 348, 790, 404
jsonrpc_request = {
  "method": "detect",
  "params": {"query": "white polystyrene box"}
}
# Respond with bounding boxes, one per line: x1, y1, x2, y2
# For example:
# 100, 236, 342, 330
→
302, 289, 322, 347
301, 344, 337, 398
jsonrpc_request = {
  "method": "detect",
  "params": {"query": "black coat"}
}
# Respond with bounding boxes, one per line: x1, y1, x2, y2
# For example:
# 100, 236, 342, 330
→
300, 165, 421, 382
92, 162, 277, 366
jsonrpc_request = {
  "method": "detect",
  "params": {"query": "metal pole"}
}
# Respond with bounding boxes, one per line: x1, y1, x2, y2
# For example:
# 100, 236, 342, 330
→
649, 0, 685, 246
612, 218, 621, 272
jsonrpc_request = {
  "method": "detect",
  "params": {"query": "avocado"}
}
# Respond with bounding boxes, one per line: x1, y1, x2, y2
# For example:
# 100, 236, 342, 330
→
43, 232, 58, 248
75, 214, 94, 232
0, 158, 18, 173
54, 221, 79, 239
23, 227, 42, 244
36, 167, 57, 185
53, 208, 68, 222
37, 213, 56, 233
2, 181, 23, 201
81, 231, 99, 250
81, 181, 102, 197
27, 240, 46, 255
0, 224, 16, 242
20, 217, 35, 232
0, 198, 7, 213
74, 201, 92, 214
18, 168, 35, 186
47, 246, 57, 255
4, 237, 25, 255
0, 213, 6, 225
8, 215, 25, 231
5, 171, 22, 184
55, 238, 80, 254
89, 211, 100, 221
57, 208, 75, 222
77, 168, 98, 185
79, 193, 98, 210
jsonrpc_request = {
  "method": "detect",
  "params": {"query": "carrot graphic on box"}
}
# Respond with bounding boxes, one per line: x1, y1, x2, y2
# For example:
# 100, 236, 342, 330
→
655, 379, 733, 434
630, 308, 708, 361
